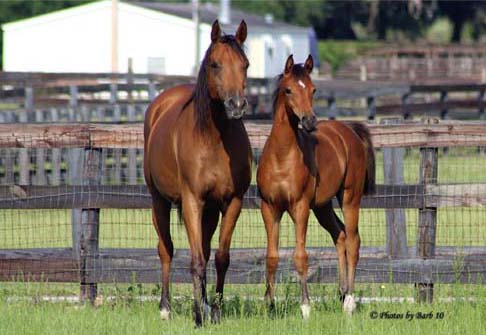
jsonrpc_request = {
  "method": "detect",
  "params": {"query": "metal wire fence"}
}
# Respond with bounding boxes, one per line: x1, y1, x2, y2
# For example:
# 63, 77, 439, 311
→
0, 120, 485, 302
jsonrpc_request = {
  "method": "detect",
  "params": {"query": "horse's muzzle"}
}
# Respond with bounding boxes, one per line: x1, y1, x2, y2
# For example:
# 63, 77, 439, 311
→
300, 115, 317, 132
224, 96, 248, 120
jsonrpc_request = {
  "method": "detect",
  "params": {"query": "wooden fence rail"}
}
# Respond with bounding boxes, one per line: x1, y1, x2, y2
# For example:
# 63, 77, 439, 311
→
0, 120, 485, 304
2, 72, 486, 122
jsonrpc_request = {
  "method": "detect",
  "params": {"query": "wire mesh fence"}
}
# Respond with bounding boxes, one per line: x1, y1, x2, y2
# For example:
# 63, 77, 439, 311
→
0, 120, 485, 300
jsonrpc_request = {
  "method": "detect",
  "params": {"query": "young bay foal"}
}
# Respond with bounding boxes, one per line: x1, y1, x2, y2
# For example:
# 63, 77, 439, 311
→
257, 55, 375, 318
144, 20, 252, 326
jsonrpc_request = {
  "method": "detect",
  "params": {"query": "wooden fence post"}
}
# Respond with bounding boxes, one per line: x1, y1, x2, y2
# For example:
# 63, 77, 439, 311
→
440, 91, 448, 120
80, 147, 102, 303
148, 81, 157, 102
50, 108, 61, 185
112, 100, 122, 184
34, 110, 47, 185
327, 96, 337, 120
367, 96, 376, 121
382, 119, 407, 259
127, 104, 137, 184
69, 86, 83, 260
0, 112, 14, 184
402, 93, 411, 120
479, 88, 485, 120
110, 83, 118, 105
19, 87, 33, 185
416, 146, 438, 303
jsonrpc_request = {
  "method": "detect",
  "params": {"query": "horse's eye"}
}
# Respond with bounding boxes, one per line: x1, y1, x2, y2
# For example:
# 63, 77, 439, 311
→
244, 63, 249, 70
210, 62, 220, 69
312, 88, 317, 95
285, 87, 292, 95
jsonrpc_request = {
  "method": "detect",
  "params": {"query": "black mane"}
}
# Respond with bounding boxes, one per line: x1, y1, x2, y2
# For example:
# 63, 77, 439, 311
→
272, 64, 308, 114
183, 35, 247, 131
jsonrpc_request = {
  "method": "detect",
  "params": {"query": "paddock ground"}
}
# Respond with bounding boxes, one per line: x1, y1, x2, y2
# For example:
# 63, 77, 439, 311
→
1, 282, 486, 335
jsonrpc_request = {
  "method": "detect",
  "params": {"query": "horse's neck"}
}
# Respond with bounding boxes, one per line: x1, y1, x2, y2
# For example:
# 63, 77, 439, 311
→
269, 100, 300, 156
192, 101, 232, 144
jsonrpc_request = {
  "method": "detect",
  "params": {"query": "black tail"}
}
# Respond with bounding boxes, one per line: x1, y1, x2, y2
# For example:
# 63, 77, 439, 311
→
347, 122, 376, 195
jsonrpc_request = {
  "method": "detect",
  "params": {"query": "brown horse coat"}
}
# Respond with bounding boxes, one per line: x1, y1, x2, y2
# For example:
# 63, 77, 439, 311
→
257, 54, 375, 318
144, 20, 252, 326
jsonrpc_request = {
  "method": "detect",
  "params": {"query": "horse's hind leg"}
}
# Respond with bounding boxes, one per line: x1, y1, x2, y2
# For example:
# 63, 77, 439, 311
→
261, 200, 283, 309
313, 202, 348, 301
289, 200, 311, 320
151, 194, 174, 320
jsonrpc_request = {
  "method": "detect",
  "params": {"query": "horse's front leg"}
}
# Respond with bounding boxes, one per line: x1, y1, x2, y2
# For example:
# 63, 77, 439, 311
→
289, 200, 311, 320
181, 191, 209, 327
211, 197, 243, 323
261, 200, 283, 309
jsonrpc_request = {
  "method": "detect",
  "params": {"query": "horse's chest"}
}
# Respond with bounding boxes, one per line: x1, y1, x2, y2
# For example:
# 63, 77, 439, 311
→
197, 150, 249, 199
260, 155, 315, 206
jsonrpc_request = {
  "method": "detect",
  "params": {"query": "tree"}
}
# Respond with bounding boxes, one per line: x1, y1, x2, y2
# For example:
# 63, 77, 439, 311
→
437, 0, 486, 42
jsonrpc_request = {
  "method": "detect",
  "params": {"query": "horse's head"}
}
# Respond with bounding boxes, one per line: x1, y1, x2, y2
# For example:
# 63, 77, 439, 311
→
278, 54, 317, 132
203, 20, 249, 120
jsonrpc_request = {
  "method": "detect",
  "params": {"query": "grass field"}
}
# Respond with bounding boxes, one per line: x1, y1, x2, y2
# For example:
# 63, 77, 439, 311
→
1, 282, 485, 335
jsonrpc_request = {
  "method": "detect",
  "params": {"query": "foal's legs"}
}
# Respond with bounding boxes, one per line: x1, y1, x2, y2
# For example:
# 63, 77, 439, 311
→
313, 201, 347, 300
212, 197, 243, 323
288, 200, 311, 319
181, 191, 208, 327
261, 200, 282, 307
341, 190, 362, 315
151, 194, 174, 320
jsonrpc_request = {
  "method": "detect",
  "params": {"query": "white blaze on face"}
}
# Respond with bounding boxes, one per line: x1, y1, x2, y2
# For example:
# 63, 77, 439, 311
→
298, 80, 306, 89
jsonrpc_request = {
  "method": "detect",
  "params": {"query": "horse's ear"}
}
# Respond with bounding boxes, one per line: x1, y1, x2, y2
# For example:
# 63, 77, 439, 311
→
211, 20, 221, 43
304, 54, 314, 74
235, 20, 247, 45
284, 54, 294, 75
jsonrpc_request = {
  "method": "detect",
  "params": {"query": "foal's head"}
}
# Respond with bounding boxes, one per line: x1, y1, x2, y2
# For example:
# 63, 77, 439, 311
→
195, 20, 249, 125
276, 54, 317, 132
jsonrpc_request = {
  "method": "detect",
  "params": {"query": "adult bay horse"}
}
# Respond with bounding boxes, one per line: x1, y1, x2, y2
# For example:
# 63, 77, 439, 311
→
257, 55, 375, 319
144, 20, 252, 326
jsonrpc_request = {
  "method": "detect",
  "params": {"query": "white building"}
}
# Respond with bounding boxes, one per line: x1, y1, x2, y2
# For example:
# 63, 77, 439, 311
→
2, 0, 317, 78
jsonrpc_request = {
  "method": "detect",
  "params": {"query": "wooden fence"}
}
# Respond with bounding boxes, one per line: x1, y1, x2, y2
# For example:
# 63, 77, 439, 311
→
336, 45, 486, 82
1, 72, 486, 123
0, 120, 485, 303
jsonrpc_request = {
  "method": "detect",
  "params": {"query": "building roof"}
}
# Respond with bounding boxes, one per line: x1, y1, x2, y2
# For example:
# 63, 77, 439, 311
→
132, 2, 309, 33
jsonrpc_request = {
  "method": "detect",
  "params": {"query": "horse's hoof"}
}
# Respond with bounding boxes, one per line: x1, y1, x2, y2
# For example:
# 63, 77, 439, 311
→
160, 308, 171, 320
300, 304, 311, 320
343, 294, 356, 316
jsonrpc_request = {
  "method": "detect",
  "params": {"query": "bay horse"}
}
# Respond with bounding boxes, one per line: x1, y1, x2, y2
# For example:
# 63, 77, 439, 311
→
144, 20, 252, 326
257, 55, 375, 318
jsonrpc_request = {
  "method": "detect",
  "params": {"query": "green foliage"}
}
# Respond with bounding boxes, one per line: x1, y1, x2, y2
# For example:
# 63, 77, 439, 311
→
317, 40, 383, 73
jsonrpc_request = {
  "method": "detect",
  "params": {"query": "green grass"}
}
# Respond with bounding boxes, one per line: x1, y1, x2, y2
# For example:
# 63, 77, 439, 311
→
1, 206, 485, 250
1, 282, 486, 335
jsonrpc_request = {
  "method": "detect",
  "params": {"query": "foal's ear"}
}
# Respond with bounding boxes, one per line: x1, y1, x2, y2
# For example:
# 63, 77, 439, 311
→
284, 54, 294, 75
304, 54, 313, 74
211, 20, 221, 43
235, 20, 247, 45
